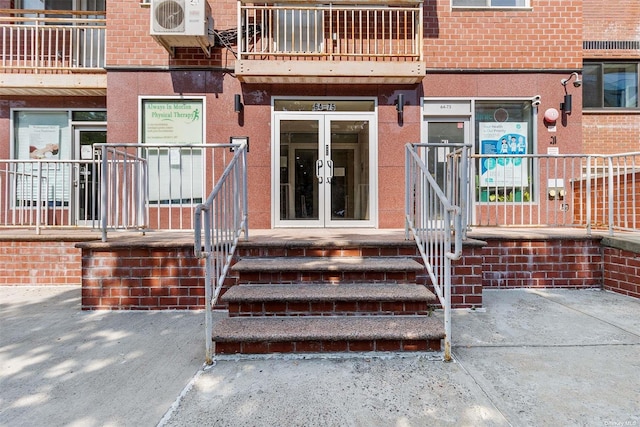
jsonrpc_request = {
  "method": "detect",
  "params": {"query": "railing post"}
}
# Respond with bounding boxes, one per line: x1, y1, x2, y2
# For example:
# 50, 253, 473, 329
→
242, 146, 249, 240
585, 156, 592, 236
405, 144, 411, 240
100, 145, 108, 242
35, 162, 42, 234
607, 156, 615, 236
443, 208, 452, 363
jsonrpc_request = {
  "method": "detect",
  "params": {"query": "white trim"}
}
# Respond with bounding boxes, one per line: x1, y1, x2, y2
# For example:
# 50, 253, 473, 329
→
271, 96, 378, 228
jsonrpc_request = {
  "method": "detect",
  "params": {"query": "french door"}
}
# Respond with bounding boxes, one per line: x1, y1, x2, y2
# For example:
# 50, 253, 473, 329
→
274, 114, 375, 227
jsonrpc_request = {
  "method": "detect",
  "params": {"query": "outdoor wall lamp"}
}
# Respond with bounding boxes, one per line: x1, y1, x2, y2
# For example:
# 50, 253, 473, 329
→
560, 94, 572, 114
396, 93, 404, 124
234, 94, 243, 113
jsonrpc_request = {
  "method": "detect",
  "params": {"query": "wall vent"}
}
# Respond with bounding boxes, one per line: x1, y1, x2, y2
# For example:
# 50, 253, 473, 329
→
583, 40, 640, 50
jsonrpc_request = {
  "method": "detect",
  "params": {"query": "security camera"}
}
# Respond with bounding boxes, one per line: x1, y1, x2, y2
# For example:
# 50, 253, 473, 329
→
531, 95, 541, 106
561, 72, 581, 87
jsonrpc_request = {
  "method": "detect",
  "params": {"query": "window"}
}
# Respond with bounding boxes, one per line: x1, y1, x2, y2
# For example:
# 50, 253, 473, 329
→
141, 99, 204, 205
474, 101, 535, 202
583, 62, 639, 109
452, 0, 528, 7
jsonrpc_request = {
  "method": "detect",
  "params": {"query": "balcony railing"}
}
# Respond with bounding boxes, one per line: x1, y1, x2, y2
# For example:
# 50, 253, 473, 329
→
235, 1, 424, 83
0, 9, 106, 73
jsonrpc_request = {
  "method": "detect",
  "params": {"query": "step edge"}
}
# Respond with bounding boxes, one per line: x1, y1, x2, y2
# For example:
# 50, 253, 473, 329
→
212, 316, 445, 342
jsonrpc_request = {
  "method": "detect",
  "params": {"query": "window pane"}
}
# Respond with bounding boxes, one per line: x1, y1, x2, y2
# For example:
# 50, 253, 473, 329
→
453, 0, 488, 6
603, 64, 638, 108
583, 63, 602, 108
453, 0, 527, 6
491, 0, 526, 6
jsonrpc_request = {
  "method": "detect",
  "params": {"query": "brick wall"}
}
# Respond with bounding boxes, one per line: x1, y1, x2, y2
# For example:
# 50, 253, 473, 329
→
451, 245, 484, 309
0, 241, 81, 285
572, 170, 640, 229
582, 114, 640, 155
583, 0, 640, 49
81, 246, 205, 310
107, 0, 236, 68
482, 238, 603, 288
425, 0, 582, 70
582, 0, 640, 155
603, 247, 640, 299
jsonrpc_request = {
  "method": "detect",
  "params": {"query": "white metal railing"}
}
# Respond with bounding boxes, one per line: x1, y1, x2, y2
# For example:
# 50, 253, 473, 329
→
0, 159, 101, 233
0, 9, 106, 72
405, 142, 470, 362
194, 141, 248, 365
98, 143, 239, 241
238, 2, 423, 62
471, 152, 640, 235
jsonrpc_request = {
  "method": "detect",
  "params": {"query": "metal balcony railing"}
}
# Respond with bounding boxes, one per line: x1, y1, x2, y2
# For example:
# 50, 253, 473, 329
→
237, 2, 423, 62
0, 9, 106, 72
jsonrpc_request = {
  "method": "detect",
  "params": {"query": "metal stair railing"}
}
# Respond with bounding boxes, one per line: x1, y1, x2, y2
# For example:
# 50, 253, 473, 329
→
194, 140, 249, 365
405, 142, 471, 362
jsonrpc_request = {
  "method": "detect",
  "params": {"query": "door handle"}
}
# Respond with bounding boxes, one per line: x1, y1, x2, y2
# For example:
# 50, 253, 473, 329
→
316, 159, 323, 183
326, 159, 334, 184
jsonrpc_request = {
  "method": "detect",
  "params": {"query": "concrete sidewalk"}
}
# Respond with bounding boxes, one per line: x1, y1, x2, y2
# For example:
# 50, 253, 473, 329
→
1, 287, 639, 426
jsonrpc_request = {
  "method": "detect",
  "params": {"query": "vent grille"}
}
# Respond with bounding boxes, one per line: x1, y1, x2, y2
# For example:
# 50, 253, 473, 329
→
153, 0, 185, 33
583, 40, 640, 50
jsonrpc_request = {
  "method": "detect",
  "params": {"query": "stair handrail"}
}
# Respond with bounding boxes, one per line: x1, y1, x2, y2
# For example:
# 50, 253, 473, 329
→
194, 140, 249, 365
405, 142, 471, 362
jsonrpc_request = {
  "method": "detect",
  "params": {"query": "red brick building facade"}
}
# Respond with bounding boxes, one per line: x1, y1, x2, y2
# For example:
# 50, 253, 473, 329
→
0, 0, 637, 230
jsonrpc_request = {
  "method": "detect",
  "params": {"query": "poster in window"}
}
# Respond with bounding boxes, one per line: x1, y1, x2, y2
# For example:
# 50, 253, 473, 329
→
479, 122, 528, 187
25, 125, 60, 159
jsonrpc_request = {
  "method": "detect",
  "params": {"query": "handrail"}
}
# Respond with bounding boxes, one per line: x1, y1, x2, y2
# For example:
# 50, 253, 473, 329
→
194, 141, 248, 365
238, 2, 422, 62
0, 9, 106, 72
470, 152, 640, 234
405, 142, 471, 362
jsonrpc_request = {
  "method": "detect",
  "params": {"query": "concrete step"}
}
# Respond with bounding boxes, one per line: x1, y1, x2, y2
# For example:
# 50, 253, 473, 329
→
212, 316, 444, 355
231, 256, 424, 284
222, 283, 436, 316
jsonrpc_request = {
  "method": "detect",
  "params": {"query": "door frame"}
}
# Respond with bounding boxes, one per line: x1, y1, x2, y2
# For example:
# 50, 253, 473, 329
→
271, 97, 378, 228
73, 125, 106, 226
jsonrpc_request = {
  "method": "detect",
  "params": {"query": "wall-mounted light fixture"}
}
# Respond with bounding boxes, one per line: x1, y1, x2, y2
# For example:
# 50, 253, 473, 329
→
395, 93, 404, 124
560, 72, 581, 115
560, 94, 572, 114
234, 94, 243, 113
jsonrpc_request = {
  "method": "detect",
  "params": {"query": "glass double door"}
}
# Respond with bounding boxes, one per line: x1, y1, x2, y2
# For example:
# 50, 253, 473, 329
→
276, 115, 374, 227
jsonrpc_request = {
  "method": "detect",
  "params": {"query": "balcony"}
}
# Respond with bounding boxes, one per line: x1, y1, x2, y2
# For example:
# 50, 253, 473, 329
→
0, 9, 106, 96
235, 1, 425, 84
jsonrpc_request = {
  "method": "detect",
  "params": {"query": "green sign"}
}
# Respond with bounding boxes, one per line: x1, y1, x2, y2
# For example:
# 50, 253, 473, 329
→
143, 99, 203, 144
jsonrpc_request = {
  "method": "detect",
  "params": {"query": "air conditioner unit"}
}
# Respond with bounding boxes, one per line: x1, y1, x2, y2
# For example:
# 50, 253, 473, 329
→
150, 0, 215, 57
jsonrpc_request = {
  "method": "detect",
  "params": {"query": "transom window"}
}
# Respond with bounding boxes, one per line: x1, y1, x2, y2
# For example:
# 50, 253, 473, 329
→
452, 0, 528, 7
583, 62, 639, 109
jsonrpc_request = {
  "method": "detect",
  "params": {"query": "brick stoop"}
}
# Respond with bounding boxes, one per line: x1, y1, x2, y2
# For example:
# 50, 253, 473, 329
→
212, 255, 445, 355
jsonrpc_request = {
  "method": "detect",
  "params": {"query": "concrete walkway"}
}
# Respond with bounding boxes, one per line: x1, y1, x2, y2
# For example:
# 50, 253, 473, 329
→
1, 287, 639, 427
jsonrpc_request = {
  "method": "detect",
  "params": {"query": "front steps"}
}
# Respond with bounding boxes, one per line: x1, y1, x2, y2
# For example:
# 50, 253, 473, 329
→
212, 247, 445, 356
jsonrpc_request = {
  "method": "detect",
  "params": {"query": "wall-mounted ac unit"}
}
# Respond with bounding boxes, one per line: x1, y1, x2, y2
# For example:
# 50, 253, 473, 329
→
150, 0, 215, 57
